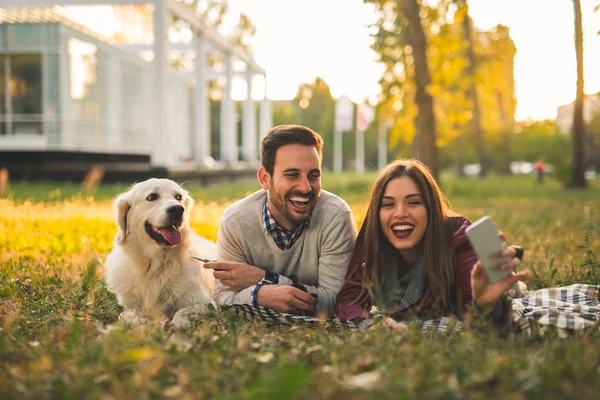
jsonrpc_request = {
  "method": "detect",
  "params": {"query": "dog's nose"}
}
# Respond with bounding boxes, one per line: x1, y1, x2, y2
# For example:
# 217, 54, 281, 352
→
167, 205, 184, 217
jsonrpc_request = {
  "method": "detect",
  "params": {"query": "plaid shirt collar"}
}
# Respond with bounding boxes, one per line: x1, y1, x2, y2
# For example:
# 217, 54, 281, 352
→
262, 197, 310, 250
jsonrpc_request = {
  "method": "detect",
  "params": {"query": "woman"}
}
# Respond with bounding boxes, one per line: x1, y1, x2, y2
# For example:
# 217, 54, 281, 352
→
334, 159, 530, 324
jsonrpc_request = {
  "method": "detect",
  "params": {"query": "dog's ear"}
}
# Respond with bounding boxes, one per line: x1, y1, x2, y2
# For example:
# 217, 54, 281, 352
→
115, 192, 131, 244
183, 190, 194, 218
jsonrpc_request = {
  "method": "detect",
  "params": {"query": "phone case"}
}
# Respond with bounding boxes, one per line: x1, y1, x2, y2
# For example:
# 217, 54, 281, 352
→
465, 216, 511, 283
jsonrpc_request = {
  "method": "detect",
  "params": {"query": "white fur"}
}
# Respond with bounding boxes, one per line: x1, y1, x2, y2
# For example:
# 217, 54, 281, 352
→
104, 178, 216, 328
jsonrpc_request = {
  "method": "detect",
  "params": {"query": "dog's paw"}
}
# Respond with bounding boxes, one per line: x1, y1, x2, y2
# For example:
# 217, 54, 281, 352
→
170, 311, 193, 329
119, 310, 148, 326
170, 306, 207, 329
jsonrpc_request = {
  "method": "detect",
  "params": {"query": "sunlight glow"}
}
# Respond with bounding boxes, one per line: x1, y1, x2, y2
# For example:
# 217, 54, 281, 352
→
228, 0, 600, 121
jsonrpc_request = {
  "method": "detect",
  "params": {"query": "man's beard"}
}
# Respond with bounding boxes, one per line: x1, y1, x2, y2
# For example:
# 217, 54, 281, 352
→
268, 187, 316, 229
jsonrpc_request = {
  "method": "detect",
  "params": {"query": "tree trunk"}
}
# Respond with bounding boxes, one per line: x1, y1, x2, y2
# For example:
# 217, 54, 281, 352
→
570, 0, 588, 188
455, 135, 466, 177
459, 0, 487, 178
401, 0, 439, 180
496, 91, 512, 174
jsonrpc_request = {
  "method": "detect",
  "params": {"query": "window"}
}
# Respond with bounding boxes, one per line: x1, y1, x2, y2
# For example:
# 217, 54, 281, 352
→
0, 55, 6, 135
0, 53, 43, 135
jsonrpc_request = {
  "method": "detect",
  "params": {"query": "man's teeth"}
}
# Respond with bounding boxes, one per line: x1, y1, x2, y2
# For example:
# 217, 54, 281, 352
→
393, 225, 414, 231
289, 197, 309, 203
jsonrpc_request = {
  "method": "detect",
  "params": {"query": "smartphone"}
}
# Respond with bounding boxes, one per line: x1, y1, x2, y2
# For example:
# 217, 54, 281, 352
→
465, 216, 511, 283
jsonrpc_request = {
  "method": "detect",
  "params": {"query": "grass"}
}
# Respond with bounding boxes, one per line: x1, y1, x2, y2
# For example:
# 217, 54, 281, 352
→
1, 172, 600, 399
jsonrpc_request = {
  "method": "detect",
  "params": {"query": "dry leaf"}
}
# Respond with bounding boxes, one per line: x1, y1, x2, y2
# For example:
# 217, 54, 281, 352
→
163, 386, 183, 397
37, 356, 53, 372
343, 369, 382, 389
306, 345, 323, 354
255, 352, 274, 363
93, 374, 110, 384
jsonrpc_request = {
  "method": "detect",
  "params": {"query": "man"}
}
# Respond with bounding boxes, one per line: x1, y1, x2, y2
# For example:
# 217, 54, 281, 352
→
204, 125, 357, 318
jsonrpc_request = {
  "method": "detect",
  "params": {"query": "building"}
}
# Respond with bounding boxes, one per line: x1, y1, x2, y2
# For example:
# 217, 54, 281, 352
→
556, 93, 600, 134
0, 1, 271, 183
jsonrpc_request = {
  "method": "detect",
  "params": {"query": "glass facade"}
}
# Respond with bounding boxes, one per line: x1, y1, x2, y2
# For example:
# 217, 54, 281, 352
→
0, 21, 194, 162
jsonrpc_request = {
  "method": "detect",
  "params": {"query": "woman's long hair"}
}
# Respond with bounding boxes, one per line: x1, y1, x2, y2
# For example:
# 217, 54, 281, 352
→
358, 159, 456, 317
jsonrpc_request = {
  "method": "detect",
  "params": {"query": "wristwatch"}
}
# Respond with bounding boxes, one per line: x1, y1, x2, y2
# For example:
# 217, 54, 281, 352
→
258, 271, 277, 285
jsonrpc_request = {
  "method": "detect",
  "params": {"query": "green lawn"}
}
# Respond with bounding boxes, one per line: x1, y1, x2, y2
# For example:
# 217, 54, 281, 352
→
1, 173, 600, 399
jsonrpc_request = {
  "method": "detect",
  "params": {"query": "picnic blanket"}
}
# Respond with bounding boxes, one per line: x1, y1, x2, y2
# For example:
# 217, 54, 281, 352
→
223, 284, 600, 336
511, 284, 600, 336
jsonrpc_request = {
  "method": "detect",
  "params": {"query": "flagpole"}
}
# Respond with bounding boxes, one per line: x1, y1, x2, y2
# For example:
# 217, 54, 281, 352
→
334, 126, 342, 173
356, 127, 364, 174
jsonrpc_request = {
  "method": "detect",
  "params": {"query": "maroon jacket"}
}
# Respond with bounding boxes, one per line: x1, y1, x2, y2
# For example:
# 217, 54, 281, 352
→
334, 216, 478, 321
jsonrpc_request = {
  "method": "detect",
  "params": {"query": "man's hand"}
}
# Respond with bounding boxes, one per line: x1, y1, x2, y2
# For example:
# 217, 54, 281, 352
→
471, 246, 531, 312
256, 285, 317, 314
204, 261, 265, 291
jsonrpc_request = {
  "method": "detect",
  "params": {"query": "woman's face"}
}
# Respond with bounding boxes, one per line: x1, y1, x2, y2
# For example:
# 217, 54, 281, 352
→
378, 176, 428, 264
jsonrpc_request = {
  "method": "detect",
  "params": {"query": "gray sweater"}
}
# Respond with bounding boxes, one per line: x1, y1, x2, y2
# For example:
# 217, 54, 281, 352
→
214, 189, 357, 317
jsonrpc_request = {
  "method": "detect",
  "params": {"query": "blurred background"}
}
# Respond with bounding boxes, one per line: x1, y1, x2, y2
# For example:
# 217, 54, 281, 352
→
0, 0, 598, 188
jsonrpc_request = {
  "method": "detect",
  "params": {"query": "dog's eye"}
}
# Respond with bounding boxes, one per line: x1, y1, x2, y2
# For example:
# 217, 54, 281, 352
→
146, 193, 159, 201
175, 194, 183, 201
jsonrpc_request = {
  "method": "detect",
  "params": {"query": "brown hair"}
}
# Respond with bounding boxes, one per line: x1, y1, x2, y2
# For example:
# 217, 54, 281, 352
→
260, 125, 323, 175
359, 158, 456, 317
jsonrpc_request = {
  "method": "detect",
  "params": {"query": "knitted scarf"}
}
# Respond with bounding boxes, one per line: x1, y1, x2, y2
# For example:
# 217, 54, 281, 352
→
372, 244, 428, 315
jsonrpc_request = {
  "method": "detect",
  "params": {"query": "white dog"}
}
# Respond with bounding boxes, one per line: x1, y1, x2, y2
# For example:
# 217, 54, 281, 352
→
104, 178, 216, 328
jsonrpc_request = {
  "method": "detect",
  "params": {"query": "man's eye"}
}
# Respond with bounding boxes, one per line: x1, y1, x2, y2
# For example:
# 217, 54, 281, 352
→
146, 194, 159, 201
175, 194, 183, 201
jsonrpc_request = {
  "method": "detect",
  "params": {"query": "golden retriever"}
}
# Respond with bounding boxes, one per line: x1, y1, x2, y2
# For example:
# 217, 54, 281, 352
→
104, 178, 216, 328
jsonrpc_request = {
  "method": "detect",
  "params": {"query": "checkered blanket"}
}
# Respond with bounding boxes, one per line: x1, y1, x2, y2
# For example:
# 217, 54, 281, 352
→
223, 304, 361, 330
223, 284, 600, 335
512, 284, 600, 336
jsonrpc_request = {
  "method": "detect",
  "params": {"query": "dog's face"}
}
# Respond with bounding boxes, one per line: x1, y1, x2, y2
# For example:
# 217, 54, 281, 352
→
115, 179, 194, 248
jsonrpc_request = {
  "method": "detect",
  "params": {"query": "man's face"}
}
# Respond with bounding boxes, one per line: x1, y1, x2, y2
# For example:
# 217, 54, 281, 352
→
258, 143, 322, 231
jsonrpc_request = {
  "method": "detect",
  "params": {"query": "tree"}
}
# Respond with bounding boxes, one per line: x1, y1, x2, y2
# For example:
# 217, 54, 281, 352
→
454, 0, 486, 177
570, 0, 588, 188
294, 77, 336, 168
368, 0, 515, 176
367, 0, 439, 177
399, 0, 439, 178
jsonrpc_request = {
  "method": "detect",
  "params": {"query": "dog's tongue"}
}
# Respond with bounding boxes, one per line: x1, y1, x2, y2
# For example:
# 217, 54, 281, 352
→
160, 227, 182, 246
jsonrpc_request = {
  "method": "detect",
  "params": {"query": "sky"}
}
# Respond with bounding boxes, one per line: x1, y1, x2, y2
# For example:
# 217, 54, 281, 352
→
225, 0, 600, 121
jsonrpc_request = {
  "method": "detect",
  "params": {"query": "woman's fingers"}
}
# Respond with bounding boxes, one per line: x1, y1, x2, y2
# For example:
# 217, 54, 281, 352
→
472, 261, 484, 278
501, 245, 524, 261
501, 257, 521, 271
501, 246, 516, 258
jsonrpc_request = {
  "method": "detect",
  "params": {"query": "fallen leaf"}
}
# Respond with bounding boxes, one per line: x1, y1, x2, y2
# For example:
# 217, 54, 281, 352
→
163, 386, 183, 397
255, 352, 274, 363
343, 369, 382, 389
306, 345, 323, 354
37, 356, 53, 372
93, 374, 110, 384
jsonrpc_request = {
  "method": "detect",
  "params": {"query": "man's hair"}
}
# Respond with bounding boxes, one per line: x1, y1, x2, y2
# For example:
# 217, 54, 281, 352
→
260, 125, 323, 175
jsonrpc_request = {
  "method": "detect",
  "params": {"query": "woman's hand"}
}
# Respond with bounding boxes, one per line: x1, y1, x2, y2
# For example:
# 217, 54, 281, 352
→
470, 246, 531, 312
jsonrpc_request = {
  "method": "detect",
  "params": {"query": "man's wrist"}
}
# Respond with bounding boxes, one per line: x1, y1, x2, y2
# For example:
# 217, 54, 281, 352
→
251, 284, 264, 307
